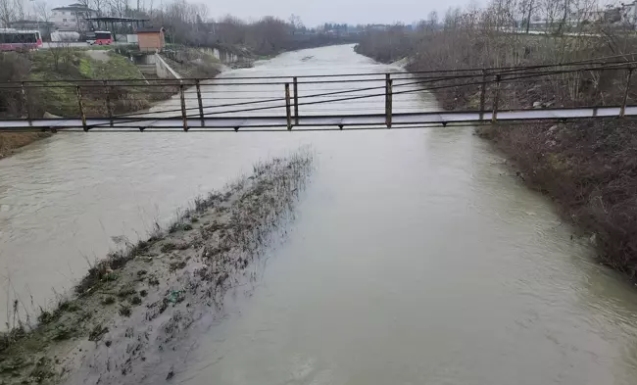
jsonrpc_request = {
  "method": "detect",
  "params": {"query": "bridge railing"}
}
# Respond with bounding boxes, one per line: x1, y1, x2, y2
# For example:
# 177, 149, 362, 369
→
1, 58, 637, 131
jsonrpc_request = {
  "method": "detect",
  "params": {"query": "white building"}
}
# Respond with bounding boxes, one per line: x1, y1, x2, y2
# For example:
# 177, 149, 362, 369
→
51, 3, 97, 32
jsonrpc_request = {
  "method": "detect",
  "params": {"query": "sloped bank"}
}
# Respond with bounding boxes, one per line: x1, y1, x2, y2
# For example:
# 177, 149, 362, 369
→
0, 49, 168, 160
354, 42, 637, 278
0, 133, 52, 159
0, 149, 313, 385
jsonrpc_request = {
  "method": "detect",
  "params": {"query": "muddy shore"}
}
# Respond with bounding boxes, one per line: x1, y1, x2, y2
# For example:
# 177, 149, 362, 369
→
0, 133, 52, 159
0, 149, 313, 385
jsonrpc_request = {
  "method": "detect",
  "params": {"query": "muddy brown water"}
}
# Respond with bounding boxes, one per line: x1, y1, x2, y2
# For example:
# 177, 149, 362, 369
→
2, 45, 637, 384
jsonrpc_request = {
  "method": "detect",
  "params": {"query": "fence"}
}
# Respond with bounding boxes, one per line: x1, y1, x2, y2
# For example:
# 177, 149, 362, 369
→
1, 56, 637, 132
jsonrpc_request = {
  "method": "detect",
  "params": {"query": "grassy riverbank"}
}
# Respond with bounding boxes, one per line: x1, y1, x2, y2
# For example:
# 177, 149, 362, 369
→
0, 49, 156, 158
354, 10, 637, 276
0, 47, 224, 159
0, 150, 312, 384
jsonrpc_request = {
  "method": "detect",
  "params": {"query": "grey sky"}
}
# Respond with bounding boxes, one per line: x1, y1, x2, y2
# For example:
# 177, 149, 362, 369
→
46, 0, 480, 26
45, 0, 621, 27
200, 0, 479, 26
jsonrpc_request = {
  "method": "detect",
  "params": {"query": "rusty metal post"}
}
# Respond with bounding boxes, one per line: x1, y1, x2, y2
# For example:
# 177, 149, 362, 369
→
285, 83, 292, 130
196, 79, 205, 127
479, 70, 487, 121
293, 76, 299, 126
21, 82, 31, 126
621, 67, 633, 117
179, 83, 188, 131
76, 86, 87, 132
103, 80, 113, 127
387, 78, 393, 128
492, 74, 501, 123
385, 73, 391, 128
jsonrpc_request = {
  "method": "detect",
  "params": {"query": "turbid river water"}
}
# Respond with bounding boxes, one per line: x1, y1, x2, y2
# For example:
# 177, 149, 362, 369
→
2, 45, 637, 384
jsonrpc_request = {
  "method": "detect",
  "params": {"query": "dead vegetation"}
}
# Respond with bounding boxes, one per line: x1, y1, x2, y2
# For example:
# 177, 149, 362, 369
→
0, 149, 313, 385
0, 132, 52, 159
356, 0, 637, 276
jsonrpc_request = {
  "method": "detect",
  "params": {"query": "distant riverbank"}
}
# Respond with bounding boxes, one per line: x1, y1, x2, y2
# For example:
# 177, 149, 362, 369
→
354, 30, 637, 277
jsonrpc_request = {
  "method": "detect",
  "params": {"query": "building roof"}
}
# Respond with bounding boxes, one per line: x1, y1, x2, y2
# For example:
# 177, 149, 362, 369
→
86, 16, 150, 22
136, 27, 164, 33
52, 3, 96, 12
8, 19, 54, 25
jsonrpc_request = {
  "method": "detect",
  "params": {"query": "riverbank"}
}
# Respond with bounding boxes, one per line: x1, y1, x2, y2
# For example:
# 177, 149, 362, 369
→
0, 47, 226, 160
0, 150, 312, 385
355, 34, 637, 276
0, 133, 52, 159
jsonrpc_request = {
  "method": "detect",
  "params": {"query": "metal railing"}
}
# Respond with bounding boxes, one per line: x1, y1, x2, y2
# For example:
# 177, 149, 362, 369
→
1, 57, 637, 132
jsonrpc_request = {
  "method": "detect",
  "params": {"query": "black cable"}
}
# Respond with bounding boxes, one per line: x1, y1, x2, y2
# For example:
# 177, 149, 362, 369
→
80, 61, 637, 126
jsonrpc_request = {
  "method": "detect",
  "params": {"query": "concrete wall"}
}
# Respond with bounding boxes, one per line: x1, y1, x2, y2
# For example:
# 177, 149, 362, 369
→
154, 54, 181, 80
200, 47, 251, 66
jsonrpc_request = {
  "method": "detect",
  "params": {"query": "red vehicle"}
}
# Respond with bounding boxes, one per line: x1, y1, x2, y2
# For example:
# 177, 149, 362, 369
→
87, 31, 113, 46
0, 29, 42, 51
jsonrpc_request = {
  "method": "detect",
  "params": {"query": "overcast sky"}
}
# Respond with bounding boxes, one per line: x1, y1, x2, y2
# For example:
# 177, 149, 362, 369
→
45, 0, 482, 26
196, 0, 482, 26
46, 0, 620, 26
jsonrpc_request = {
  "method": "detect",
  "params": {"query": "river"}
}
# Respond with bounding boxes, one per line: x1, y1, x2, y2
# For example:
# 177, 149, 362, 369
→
2, 45, 637, 384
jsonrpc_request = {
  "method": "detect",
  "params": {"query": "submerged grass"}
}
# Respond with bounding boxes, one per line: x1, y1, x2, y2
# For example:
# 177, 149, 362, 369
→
0, 148, 313, 384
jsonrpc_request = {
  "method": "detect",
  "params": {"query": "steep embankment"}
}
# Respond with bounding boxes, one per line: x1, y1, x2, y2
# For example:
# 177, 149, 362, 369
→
0, 49, 154, 157
0, 47, 227, 159
355, 36, 637, 277
0, 150, 313, 384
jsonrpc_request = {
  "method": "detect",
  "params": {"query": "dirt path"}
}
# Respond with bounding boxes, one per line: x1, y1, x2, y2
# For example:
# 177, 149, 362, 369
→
0, 150, 313, 385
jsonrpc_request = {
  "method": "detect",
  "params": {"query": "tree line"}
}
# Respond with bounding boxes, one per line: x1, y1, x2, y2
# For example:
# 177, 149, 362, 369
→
1, 0, 363, 56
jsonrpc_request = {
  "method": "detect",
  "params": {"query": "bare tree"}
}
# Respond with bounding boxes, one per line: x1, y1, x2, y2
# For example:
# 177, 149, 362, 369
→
34, 1, 53, 39
107, 0, 129, 17
519, 0, 538, 33
556, 0, 571, 34
288, 14, 303, 33
0, 0, 15, 27
91, 0, 109, 16
427, 10, 439, 28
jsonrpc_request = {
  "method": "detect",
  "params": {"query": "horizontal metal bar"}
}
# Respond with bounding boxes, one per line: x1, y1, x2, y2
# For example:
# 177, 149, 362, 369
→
1, 59, 636, 90
1, 106, 635, 131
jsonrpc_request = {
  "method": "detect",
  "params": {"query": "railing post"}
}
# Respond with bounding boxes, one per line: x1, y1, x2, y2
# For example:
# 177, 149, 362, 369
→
285, 83, 292, 130
385, 73, 392, 128
621, 67, 633, 118
387, 78, 393, 128
492, 74, 501, 123
76, 86, 87, 132
103, 80, 113, 127
479, 70, 487, 121
196, 79, 205, 127
179, 82, 188, 132
293, 77, 299, 126
21, 82, 31, 126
